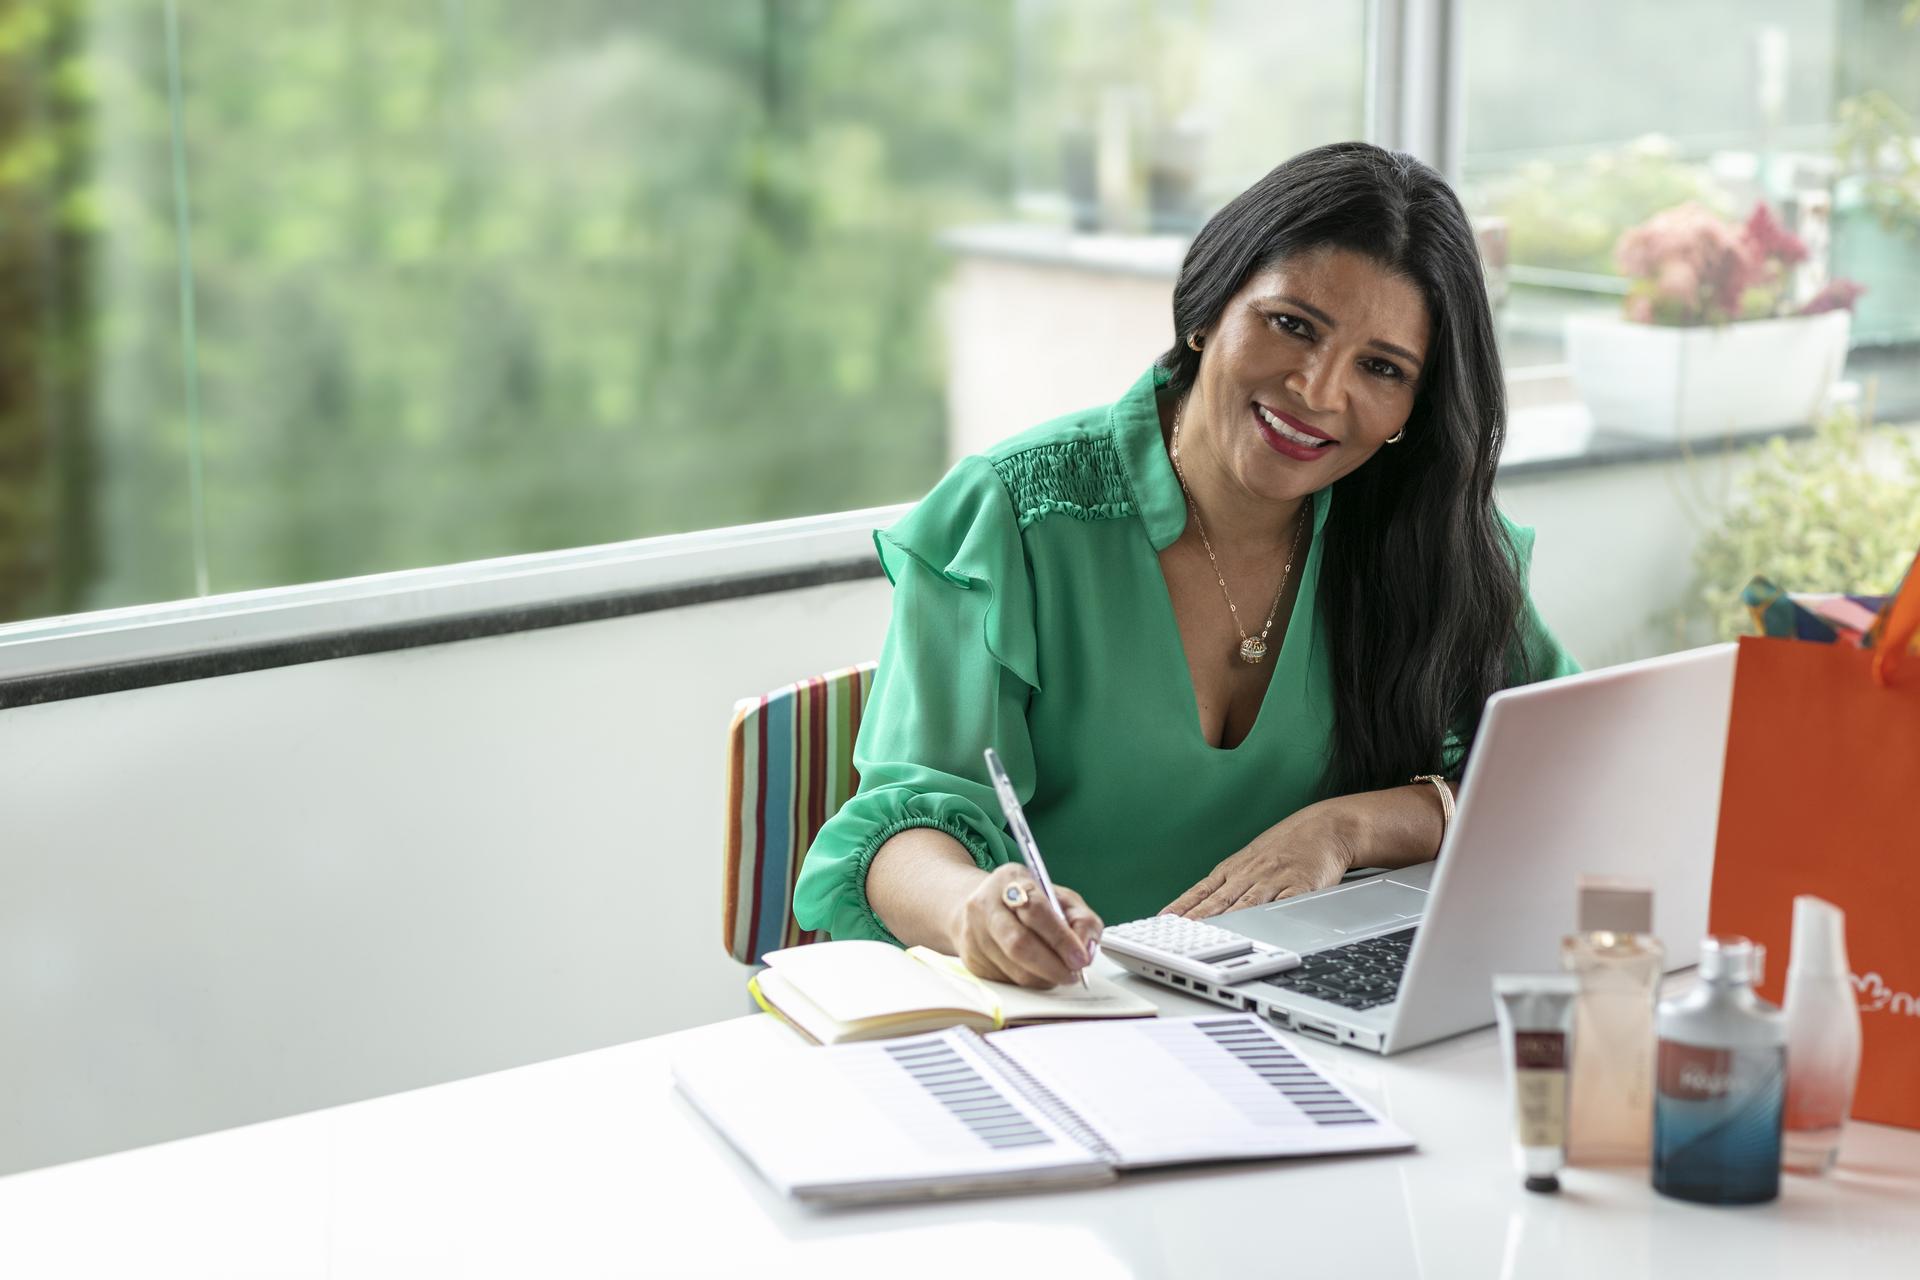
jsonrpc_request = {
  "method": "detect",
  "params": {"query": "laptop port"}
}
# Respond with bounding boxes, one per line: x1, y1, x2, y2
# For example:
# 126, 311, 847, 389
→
1171, 975, 1188, 987
1192, 982, 1209, 995
1294, 1018, 1340, 1044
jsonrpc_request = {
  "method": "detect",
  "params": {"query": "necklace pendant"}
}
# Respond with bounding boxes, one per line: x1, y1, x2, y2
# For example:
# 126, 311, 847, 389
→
1238, 636, 1268, 664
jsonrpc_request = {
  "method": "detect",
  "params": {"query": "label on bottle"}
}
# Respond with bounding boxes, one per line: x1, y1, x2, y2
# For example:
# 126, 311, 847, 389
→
1653, 1038, 1784, 1204
1659, 1042, 1738, 1102
1512, 1031, 1567, 1148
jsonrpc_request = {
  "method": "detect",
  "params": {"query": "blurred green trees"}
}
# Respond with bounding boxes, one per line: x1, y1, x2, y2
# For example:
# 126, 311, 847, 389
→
0, 0, 96, 621
1, 0, 1016, 621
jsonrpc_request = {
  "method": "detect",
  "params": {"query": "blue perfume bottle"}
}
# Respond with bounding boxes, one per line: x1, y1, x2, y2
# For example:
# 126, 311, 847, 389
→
1652, 936, 1786, 1205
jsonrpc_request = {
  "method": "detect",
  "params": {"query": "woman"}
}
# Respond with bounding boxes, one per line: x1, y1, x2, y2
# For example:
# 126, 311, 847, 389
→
793, 142, 1579, 989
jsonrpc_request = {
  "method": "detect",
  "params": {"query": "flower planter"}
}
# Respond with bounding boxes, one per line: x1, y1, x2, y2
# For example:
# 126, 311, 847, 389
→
1565, 310, 1851, 442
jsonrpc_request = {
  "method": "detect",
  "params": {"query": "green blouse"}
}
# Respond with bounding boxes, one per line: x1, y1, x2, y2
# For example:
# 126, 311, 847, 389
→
793, 366, 1580, 943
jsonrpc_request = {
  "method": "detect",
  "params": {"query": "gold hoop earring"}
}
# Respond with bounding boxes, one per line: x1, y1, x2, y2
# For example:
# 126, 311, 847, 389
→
1186, 332, 1204, 352
1385, 429, 1405, 445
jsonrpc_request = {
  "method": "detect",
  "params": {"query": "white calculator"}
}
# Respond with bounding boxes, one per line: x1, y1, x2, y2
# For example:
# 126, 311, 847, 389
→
1099, 915, 1301, 988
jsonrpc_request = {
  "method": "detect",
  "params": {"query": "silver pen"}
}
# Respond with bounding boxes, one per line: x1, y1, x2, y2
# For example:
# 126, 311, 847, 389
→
983, 746, 1090, 988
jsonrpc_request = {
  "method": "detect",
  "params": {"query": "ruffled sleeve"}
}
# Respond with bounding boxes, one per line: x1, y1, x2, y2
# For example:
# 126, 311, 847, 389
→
870, 454, 1040, 691
791, 456, 1037, 944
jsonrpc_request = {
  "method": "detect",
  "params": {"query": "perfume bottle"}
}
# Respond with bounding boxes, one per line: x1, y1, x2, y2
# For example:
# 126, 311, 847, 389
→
1782, 895, 1862, 1175
1561, 877, 1662, 1165
1653, 936, 1786, 1205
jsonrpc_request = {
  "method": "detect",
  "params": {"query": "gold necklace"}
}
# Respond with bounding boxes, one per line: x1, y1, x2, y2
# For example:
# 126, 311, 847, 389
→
1169, 397, 1307, 665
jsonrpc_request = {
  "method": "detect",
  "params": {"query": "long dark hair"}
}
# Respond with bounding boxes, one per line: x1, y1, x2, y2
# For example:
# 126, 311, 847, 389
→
1160, 141, 1531, 796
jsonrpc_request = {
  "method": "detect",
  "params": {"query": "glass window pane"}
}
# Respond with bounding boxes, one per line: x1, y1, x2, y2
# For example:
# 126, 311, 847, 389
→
1464, 0, 1920, 378
1012, 0, 1367, 232
1463, 0, 1920, 663
174, 1, 1018, 597
2, 1, 1366, 627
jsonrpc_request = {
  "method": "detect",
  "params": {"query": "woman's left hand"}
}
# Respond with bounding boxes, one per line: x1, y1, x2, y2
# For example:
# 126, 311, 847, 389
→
1161, 799, 1363, 919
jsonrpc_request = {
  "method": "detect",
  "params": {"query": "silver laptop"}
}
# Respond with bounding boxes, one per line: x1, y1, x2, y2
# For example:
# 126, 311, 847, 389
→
1105, 644, 1736, 1054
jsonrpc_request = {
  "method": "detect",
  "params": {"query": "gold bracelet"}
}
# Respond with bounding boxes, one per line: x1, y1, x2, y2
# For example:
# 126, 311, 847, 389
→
1410, 774, 1454, 851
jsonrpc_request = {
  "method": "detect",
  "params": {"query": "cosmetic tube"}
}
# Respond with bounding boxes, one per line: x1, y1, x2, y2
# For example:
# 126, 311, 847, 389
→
1782, 896, 1861, 1175
1493, 975, 1580, 1193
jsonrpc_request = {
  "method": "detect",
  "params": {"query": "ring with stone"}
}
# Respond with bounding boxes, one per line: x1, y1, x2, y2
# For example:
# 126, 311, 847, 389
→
1002, 882, 1031, 909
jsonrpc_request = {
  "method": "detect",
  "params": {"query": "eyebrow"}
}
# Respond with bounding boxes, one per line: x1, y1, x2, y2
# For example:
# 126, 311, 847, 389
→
1264, 293, 1425, 371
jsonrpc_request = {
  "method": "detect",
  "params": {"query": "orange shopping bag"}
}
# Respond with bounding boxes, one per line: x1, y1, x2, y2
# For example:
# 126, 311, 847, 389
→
1708, 552, 1920, 1129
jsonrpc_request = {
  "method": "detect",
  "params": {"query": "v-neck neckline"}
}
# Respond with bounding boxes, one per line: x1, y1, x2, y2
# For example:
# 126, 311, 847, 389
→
1107, 363, 1334, 754
1150, 492, 1326, 753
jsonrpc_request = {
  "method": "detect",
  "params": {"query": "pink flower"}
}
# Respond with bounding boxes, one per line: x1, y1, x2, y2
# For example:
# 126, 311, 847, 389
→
1743, 202, 1807, 265
1616, 203, 1744, 278
1716, 241, 1762, 314
1624, 295, 1655, 323
1614, 200, 1821, 325
1796, 278, 1867, 315
1655, 259, 1699, 301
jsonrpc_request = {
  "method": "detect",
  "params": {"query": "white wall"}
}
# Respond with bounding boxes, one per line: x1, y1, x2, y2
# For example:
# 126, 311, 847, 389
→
1497, 455, 1732, 669
0, 578, 893, 1178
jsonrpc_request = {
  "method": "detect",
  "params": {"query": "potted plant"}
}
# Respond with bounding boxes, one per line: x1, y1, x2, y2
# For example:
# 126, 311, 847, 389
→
1674, 403, 1920, 645
1565, 201, 1866, 441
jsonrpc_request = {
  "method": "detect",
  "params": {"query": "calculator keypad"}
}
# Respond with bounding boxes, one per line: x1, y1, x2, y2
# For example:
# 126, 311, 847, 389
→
1099, 915, 1301, 986
1104, 916, 1251, 961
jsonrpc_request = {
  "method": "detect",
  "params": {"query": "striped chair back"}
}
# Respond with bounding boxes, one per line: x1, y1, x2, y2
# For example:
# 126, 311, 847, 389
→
723, 662, 877, 966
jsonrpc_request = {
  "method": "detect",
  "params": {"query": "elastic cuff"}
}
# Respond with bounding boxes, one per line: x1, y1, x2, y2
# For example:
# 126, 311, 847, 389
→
851, 815, 998, 946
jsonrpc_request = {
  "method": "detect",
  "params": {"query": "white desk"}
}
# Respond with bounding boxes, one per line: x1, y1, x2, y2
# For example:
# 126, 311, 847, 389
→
1, 964, 1915, 1279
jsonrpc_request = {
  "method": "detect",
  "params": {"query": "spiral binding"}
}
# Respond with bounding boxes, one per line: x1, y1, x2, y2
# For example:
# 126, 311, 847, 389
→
963, 1029, 1121, 1166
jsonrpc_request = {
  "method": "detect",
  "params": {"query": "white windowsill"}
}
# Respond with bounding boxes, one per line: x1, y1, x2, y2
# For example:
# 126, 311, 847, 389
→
0, 504, 911, 683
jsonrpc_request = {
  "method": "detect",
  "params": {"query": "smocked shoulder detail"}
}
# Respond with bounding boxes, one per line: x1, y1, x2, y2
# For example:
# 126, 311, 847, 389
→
991, 437, 1136, 531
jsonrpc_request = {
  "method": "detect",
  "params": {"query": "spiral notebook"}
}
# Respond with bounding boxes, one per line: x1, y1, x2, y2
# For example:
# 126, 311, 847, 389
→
671, 1014, 1413, 1205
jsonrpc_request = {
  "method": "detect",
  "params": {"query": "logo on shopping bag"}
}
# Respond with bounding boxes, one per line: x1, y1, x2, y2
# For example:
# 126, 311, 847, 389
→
1852, 971, 1920, 1017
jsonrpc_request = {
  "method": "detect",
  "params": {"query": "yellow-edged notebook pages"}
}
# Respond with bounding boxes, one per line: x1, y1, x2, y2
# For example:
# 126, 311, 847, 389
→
750, 939, 1157, 1044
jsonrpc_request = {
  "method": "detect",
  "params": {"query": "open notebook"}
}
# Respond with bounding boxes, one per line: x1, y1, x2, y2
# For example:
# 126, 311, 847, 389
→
672, 1014, 1413, 1205
750, 940, 1157, 1044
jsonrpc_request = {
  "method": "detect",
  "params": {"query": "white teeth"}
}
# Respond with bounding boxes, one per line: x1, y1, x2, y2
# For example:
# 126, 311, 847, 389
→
1257, 405, 1329, 447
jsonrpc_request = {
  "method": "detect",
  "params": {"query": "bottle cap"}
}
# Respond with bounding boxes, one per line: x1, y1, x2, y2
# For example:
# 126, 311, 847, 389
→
1524, 1173, 1560, 1194
1787, 895, 1850, 977
1577, 876, 1652, 935
1699, 935, 1764, 985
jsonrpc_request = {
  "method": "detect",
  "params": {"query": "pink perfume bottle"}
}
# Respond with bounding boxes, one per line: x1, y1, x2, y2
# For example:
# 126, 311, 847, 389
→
1782, 895, 1862, 1175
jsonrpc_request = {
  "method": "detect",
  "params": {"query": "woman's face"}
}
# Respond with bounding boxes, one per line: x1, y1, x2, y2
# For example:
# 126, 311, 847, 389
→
1186, 246, 1431, 508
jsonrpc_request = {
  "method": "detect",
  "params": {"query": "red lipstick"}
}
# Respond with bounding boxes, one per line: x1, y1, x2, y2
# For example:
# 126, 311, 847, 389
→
1251, 403, 1338, 462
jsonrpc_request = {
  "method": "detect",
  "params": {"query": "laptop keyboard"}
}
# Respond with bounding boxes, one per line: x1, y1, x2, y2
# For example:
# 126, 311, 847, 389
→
1264, 927, 1417, 1011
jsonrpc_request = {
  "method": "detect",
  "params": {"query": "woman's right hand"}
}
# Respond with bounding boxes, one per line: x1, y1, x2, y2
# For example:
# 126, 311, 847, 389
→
948, 863, 1104, 989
